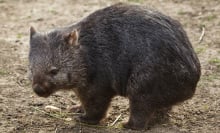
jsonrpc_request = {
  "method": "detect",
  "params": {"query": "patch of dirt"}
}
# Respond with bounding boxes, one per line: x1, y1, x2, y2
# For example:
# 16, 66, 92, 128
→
0, 0, 219, 132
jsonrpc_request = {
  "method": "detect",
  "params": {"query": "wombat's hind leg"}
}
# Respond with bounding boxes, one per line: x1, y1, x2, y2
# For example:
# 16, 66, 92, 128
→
149, 107, 172, 126
123, 97, 155, 130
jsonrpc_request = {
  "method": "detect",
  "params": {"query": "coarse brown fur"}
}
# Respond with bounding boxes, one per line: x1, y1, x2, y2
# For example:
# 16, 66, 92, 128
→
29, 3, 201, 130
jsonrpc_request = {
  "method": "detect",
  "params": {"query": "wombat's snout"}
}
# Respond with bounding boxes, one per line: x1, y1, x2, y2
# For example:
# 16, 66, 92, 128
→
33, 84, 50, 97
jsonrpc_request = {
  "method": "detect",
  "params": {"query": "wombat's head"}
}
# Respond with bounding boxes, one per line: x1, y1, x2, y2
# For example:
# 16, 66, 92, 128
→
29, 26, 80, 97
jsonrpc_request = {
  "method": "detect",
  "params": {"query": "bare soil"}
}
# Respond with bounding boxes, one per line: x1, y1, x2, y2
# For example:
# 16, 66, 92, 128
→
0, 0, 219, 132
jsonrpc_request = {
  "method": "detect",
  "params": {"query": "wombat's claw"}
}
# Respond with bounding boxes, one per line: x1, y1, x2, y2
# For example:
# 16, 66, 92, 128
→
75, 115, 99, 125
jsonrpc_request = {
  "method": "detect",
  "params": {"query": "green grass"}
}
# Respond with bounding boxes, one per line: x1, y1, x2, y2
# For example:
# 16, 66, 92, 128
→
201, 73, 219, 82
49, 9, 59, 15
209, 58, 220, 65
127, 0, 144, 3
16, 33, 23, 39
195, 47, 206, 54
209, 58, 220, 72
198, 58, 220, 82
203, 14, 217, 21
178, 11, 189, 16
0, 69, 8, 76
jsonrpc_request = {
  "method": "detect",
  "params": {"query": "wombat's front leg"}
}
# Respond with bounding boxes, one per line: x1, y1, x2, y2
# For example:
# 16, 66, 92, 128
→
76, 89, 114, 125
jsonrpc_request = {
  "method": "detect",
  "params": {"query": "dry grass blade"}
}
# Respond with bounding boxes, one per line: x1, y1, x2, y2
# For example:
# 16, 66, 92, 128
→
32, 107, 65, 120
199, 26, 205, 44
109, 114, 122, 127
33, 107, 118, 129
75, 115, 124, 129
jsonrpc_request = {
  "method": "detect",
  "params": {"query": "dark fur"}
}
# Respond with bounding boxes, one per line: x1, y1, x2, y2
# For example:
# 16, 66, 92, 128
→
29, 3, 201, 130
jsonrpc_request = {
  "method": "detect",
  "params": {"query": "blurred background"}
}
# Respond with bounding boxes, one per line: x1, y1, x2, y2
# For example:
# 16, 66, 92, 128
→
0, 0, 219, 132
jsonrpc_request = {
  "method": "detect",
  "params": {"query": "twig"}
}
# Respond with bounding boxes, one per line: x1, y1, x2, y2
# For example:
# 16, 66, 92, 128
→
199, 26, 205, 44
66, 112, 82, 115
109, 114, 122, 127
54, 127, 58, 133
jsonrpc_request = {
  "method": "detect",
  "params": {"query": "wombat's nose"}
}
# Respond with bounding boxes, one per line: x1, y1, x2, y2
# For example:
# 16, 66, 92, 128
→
33, 84, 46, 96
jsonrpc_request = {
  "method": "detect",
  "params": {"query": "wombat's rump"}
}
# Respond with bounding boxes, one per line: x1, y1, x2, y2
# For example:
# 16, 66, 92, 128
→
29, 3, 201, 130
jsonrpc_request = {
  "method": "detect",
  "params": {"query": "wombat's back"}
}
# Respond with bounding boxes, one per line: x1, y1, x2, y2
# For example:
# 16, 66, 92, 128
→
76, 3, 200, 98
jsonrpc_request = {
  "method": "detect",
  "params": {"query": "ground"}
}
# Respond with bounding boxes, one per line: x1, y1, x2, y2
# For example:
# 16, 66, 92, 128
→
0, 0, 220, 133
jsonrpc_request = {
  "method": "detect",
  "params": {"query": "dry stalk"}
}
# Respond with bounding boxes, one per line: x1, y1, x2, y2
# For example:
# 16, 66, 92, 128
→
199, 26, 205, 44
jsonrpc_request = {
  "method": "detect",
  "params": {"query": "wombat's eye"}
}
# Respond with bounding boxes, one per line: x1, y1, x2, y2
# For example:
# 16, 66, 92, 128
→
48, 66, 59, 76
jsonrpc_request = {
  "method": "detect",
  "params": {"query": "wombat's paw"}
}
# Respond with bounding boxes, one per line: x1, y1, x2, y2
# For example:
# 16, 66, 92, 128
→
75, 115, 100, 125
69, 105, 84, 113
122, 122, 145, 130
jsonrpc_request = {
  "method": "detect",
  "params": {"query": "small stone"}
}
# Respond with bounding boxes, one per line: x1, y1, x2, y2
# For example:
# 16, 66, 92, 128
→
65, 117, 72, 121
44, 105, 61, 112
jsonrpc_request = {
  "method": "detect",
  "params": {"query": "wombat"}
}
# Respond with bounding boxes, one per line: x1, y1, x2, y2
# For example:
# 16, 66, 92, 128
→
29, 3, 201, 130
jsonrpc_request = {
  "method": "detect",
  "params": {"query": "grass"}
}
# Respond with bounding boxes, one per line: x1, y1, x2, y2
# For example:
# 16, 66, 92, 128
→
127, 0, 144, 3
195, 47, 206, 54
32, 107, 123, 129
178, 10, 189, 16
16, 33, 23, 39
0, 69, 8, 76
49, 8, 59, 15
200, 58, 220, 82
202, 73, 220, 82
209, 58, 220, 64
209, 58, 220, 65
203, 14, 217, 21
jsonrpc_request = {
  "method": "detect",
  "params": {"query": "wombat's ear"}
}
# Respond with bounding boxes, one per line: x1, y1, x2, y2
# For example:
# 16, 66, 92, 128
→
64, 30, 79, 46
30, 26, 37, 38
